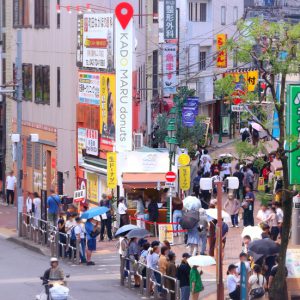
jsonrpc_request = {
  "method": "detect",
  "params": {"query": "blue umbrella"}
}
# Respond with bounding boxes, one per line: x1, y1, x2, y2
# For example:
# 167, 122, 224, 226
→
115, 224, 138, 237
80, 206, 109, 219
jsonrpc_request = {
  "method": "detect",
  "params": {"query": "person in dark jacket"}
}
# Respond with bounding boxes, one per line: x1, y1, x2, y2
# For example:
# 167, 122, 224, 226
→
99, 194, 113, 241
148, 197, 159, 235
166, 252, 177, 300
176, 253, 191, 300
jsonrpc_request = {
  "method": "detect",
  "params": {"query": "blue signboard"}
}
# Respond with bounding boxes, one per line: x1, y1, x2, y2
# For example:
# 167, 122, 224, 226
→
182, 107, 196, 127
184, 97, 199, 114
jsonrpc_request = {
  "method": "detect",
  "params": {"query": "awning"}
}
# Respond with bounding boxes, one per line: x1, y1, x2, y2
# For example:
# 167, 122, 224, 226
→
122, 172, 166, 189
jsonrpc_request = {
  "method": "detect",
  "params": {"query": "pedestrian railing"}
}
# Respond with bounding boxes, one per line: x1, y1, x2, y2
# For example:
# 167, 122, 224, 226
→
120, 256, 180, 300
18, 213, 80, 264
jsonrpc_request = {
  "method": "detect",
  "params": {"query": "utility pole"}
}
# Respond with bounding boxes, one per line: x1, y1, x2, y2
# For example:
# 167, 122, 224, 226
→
16, 29, 23, 229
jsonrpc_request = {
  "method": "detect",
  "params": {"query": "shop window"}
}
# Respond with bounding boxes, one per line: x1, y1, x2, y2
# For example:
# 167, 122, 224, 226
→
199, 51, 206, 71
34, 143, 41, 170
13, 0, 30, 27
34, 0, 49, 28
233, 6, 238, 25
26, 140, 32, 167
153, 0, 158, 23
34, 65, 50, 104
23, 63, 32, 101
221, 6, 226, 25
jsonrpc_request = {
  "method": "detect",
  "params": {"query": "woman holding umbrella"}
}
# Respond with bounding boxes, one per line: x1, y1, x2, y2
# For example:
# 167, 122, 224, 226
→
127, 237, 141, 288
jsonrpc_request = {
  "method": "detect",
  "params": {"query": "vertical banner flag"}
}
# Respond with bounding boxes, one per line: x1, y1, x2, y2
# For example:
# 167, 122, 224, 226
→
163, 44, 177, 96
182, 97, 199, 127
107, 152, 117, 188
115, 3, 134, 152
77, 128, 86, 165
179, 166, 190, 190
216, 34, 227, 68
287, 85, 300, 184
164, 0, 176, 40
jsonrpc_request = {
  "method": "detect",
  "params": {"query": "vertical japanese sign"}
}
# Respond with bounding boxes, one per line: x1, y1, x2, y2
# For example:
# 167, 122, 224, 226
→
163, 44, 177, 96
87, 173, 98, 204
107, 152, 117, 188
247, 70, 258, 92
86, 129, 99, 156
179, 166, 190, 190
287, 85, 300, 184
115, 3, 134, 152
78, 71, 100, 105
100, 74, 116, 146
76, 14, 83, 67
164, 0, 176, 40
77, 128, 86, 165
158, 0, 165, 43
216, 34, 227, 68
83, 14, 114, 69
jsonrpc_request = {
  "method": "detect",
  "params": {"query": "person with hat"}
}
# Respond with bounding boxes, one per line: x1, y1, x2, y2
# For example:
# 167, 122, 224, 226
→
226, 264, 240, 300
176, 253, 191, 300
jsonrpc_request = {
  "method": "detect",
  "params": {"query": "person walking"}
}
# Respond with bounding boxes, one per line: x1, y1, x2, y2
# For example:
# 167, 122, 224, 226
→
85, 218, 100, 265
224, 193, 240, 228
33, 192, 41, 227
233, 165, 244, 200
243, 165, 254, 191
266, 207, 279, 241
187, 224, 200, 256
25, 191, 33, 224
192, 171, 201, 198
118, 197, 129, 227
148, 197, 159, 235
73, 217, 87, 264
248, 265, 266, 300
165, 252, 177, 300
135, 196, 145, 229
226, 264, 240, 300
47, 189, 61, 226
99, 194, 113, 241
6, 171, 16, 206
190, 265, 203, 300
176, 253, 191, 300
172, 196, 183, 236
198, 208, 208, 255
127, 237, 141, 287
242, 186, 255, 227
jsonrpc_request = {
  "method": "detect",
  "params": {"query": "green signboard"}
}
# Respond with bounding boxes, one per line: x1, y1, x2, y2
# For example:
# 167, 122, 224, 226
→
287, 85, 300, 184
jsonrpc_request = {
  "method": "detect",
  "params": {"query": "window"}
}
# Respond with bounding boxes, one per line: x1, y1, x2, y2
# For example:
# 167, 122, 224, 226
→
34, 0, 49, 28
57, 67, 60, 107
13, 0, 30, 27
57, 0, 60, 28
233, 6, 238, 24
34, 143, 41, 170
199, 51, 206, 71
221, 6, 226, 25
189, 2, 207, 22
34, 65, 50, 104
2, 0, 6, 27
139, 0, 143, 28
23, 63, 32, 101
153, 0, 158, 23
26, 140, 32, 167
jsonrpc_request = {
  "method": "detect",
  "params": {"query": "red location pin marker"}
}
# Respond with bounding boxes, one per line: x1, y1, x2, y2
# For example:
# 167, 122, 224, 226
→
115, 2, 134, 30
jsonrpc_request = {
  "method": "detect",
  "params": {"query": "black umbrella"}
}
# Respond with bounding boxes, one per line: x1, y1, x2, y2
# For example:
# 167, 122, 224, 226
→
126, 228, 150, 239
248, 238, 280, 259
180, 210, 199, 230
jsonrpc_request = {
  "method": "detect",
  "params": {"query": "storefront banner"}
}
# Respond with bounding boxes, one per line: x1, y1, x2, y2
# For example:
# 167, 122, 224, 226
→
78, 71, 100, 105
163, 44, 177, 96
179, 166, 190, 191
83, 14, 114, 69
164, 0, 176, 40
184, 97, 199, 114
74, 189, 86, 203
78, 177, 87, 191
86, 129, 99, 156
158, 224, 174, 244
87, 173, 98, 204
182, 106, 196, 127
247, 70, 259, 92
100, 74, 116, 144
115, 8, 133, 152
107, 152, 117, 189
216, 34, 227, 68
78, 128, 86, 165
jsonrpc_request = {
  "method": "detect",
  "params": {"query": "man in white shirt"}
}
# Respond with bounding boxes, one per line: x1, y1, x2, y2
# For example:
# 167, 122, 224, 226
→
6, 171, 17, 206
202, 157, 211, 175
74, 217, 87, 263
26, 191, 33, 215
256, 204, 270, 224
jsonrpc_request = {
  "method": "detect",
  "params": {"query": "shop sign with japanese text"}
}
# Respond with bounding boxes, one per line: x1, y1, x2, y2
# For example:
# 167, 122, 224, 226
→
163, 44, 177, 96
78, 71, 100, 105
77, 128, 86, 165
86, 129, 99, 156
76, 14, 84, 67
179, 166, 190, 191
164, 0, 176, 40
107, 152, 117, 189
74, 189, 86, 203
83, 14, 114, 69
216, 34, 227, 68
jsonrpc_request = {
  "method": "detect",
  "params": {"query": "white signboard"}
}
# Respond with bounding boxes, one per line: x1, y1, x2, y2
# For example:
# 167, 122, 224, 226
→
165, 182, 175, 188
83, 14, 114, 69
74, 189, 86, 203
158, 0, 164, 43
115, 14, 133, 151
163, 44, 177, 96
78, 71, 100, 105
231, 105, 246, 112
78, 128, 86, 165
86, 129, 98, 156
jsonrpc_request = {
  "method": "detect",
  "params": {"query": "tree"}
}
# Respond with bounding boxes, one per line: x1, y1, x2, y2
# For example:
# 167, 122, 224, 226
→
217, 19, 300, 299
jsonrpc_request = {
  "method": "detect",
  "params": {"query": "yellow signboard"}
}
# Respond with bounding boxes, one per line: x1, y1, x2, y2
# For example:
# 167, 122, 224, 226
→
258, 177, 265, 192
87, 173, 98, 204
247, 70, 259, 92
178, 153, 190, 166
179, 166, 190, 191
216, 34, 227, 68
107, 152, 117, 189
158, 224, 174, 245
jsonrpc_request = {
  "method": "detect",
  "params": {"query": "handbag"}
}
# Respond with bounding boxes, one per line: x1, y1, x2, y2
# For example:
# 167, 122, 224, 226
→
250, 276, 265, 299
90, 228, 101, 238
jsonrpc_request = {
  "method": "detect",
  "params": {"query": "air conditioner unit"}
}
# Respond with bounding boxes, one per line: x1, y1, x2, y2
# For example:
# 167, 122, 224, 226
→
134, 133, 143, 149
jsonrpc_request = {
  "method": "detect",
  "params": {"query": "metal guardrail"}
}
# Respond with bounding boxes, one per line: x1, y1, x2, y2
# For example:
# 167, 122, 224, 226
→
18, 212, 80, 264
120, 256, 180, 300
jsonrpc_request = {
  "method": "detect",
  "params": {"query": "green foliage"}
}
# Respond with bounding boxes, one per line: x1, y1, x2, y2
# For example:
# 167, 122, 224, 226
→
215, 75, 236, 99
152, 113, 168, 146
234, 141, 266, 163
256, 192, 273, 205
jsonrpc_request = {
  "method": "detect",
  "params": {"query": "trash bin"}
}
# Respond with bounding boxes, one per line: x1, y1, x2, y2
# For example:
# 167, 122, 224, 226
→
291, 195, 300, 245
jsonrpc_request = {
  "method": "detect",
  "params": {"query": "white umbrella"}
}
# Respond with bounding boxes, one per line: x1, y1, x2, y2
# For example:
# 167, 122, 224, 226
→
183, 196, 201, 211
205, 208, 231, 223
219, 153, 233, 158
241, 226, 263, 240
251, 122, 263, 132
187, 255, 216, 267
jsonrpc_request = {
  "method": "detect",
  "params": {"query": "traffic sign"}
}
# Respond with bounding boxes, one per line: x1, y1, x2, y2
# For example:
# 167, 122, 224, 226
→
165, 182, 175, 188
165, 171, 176, 182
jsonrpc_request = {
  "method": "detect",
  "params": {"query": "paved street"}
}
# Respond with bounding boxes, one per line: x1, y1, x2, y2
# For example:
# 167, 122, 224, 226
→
0, 236, 140, 300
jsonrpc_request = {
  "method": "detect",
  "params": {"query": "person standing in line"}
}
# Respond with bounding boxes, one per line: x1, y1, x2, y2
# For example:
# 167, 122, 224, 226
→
57, 211, 66, 257
242, 186, 255, 227
33, 192, 41, 227
226, 264, 240, 300
172, 196, 183, 236
200, 173, 211, 209
127, 237, 141, 287
135, 196, 145, 229
176, 253, 191, 300
198, 208, 208, 255
6, 171, 17, 206
274, 202, 283, 238
47, 189, 61, 226
256, 204, 271, 224
190, 265, 203, 300
118, 197, 129, 227
233, 165, 244, 201
85, 218, 100, 265
165, 252, 177, 300
99, 194, 113, 241
65, 214, 77, 236
147, 245, 161, 294
158, 246, 169, 275
25, 191, 33, 224
74, 217, 87, 264
220, 158, 232, 181
224, 193, 240, 228
148, 197, 159, 235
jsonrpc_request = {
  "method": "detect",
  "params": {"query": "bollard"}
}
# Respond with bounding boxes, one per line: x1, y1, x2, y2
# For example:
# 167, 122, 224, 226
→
120, 256, 125, 286
18, 212, 22, 237
145, 267, 151, 298
175, 279, 180, 300
55, 232, 60, 258
75, 239, 80, 264
154, 222, 158, 238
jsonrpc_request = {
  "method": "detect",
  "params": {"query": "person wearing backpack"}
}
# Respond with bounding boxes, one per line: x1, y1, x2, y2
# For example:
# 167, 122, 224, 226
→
248, 264, 267, 300
192, 171, 201, 198
47, 189, 61, 226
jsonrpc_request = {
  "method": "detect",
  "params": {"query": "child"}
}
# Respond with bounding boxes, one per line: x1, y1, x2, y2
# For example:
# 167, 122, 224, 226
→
224, 193, 240, 227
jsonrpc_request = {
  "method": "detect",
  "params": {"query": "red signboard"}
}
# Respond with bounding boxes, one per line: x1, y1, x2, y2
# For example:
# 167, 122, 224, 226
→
165, 171, 176, 182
